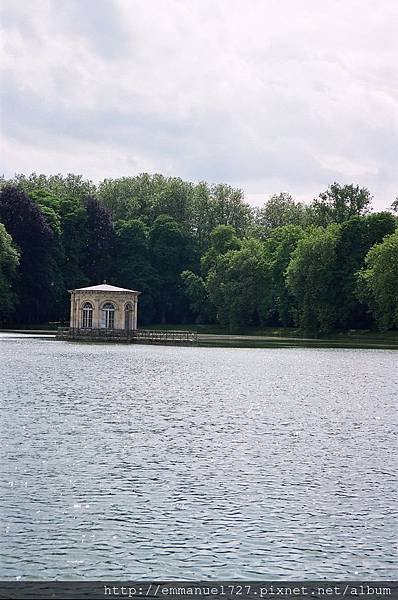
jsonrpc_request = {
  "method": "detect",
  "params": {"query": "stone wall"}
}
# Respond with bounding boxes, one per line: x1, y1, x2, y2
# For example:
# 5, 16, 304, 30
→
70, 290, 139, 331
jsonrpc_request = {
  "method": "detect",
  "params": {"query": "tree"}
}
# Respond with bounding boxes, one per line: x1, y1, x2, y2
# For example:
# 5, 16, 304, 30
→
1, 171, 396, 331
58, 196, 89, 290
98, 176, 253, 250
152, 177, 193, 227
0, 224, 19, 322
390, 197, 398, 214
253, 193, 310, 237
207, 238, 267, 328
98, 174, 190, 225
261, 225, 307, 326
311, 183, 372, 226
190, 182, 214, 252
97, 176, 142, 222
206, 184, 252, 239
0, 185, 56, 323
1, 172, 96, 204
29, 189, 68, 317
201, 225, 241, 275
115, 219, 159, 324
180, 270, 211, 323
81, 196, 115, 284
286, 214, 396, 332
149, 215, 198, 322
356, 230, 398, 330
333, 213, 397, 328
286, 226, 341, 333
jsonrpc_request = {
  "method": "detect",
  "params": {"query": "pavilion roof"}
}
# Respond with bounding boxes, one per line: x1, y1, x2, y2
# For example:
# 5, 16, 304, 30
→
72, 283, 140, 294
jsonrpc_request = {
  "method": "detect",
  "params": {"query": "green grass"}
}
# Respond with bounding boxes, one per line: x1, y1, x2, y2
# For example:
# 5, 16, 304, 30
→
141, 323, 398, 349
141, 323, 303, 336
142, 323, 398, 338
2, 323, 397, 349
1, 322, 64, 331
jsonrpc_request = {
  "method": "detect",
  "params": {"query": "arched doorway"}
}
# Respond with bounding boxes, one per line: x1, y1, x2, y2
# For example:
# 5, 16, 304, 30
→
82, 302, 93, 328
124, 302, 133, 331
102, 302, 115, 329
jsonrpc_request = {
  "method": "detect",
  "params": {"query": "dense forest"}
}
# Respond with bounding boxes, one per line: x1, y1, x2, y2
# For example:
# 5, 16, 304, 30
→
0, 173, 397, 333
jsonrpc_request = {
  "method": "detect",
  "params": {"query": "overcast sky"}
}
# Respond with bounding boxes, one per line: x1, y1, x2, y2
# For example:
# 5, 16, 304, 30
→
1, 0, 397, 209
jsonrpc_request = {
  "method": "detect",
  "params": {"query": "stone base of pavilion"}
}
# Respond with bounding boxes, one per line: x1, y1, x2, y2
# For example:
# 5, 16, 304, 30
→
56, 327, 198, 345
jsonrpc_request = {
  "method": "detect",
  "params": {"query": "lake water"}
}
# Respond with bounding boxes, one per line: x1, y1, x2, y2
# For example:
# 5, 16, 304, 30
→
0, 335, 397, 580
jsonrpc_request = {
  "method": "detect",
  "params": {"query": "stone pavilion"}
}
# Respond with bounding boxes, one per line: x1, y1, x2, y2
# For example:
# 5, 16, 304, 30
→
68, 283, 141, 333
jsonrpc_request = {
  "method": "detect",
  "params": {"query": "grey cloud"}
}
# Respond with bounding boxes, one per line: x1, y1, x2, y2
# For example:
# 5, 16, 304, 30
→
53, 0, 130, 60
1, 78, 342, 187
0, 1, 39, 41
0, 0, 397, 208
1, 80, 195, 147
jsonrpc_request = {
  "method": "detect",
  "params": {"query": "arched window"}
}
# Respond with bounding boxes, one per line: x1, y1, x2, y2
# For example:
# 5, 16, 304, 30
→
82, 302, 93, 328
124, 302, 133, 331
103, 302, 115, 329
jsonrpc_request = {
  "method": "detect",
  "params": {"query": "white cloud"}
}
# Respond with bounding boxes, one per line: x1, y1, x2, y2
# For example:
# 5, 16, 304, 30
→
1, 0, 397, 208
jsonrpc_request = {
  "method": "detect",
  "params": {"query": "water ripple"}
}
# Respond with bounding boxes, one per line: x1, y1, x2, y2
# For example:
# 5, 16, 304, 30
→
0, 336, 397, 579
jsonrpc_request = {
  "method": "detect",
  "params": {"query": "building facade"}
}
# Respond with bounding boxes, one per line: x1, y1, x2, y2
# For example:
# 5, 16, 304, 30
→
69, 283, 140, 332
57, 282, 197, 345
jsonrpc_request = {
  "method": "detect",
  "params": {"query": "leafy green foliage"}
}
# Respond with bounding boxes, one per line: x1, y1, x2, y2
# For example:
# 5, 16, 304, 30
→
333, 213, 397, 328
149, 215, 198, 323
58, 197, 89, 289
356, 230, 398, 330
207, 238, 267, 328
201, 225, 241, 275
311, 183, 372, 226
261, 225, 307, 326
1, 173, 96, 203
115, 219, 159, 323
98, 175, 252, 250
0, 173, 396, 332
180, 271, 211, 323
0, 223, 19, 321
98, 174, 193, 226
253, 193, 311, 237
286, 226, 341, 333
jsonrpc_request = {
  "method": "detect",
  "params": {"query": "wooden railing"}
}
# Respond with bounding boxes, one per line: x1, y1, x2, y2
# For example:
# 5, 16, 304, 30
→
134, 329, 198, 344
56, 327, 197, 345
57, 327, 129, 340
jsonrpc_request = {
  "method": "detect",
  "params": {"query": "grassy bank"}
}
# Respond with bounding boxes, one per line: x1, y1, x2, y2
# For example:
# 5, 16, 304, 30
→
2, 324, 397, 349
142, 324, 398, 349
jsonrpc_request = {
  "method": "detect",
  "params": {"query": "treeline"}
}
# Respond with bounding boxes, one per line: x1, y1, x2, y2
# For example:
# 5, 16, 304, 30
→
0, 173, 397, 332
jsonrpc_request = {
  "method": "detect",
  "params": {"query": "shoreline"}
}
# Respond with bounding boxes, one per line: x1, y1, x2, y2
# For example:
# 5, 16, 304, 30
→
1, 328, 397, 350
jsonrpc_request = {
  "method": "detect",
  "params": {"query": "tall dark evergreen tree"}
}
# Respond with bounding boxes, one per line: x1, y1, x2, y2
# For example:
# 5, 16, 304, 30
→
81, 196, 115, 284
0, 185, 56, 323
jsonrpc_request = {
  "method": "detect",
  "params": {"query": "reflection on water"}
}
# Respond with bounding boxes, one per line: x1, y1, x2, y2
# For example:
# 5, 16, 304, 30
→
0, 336, 397, 579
